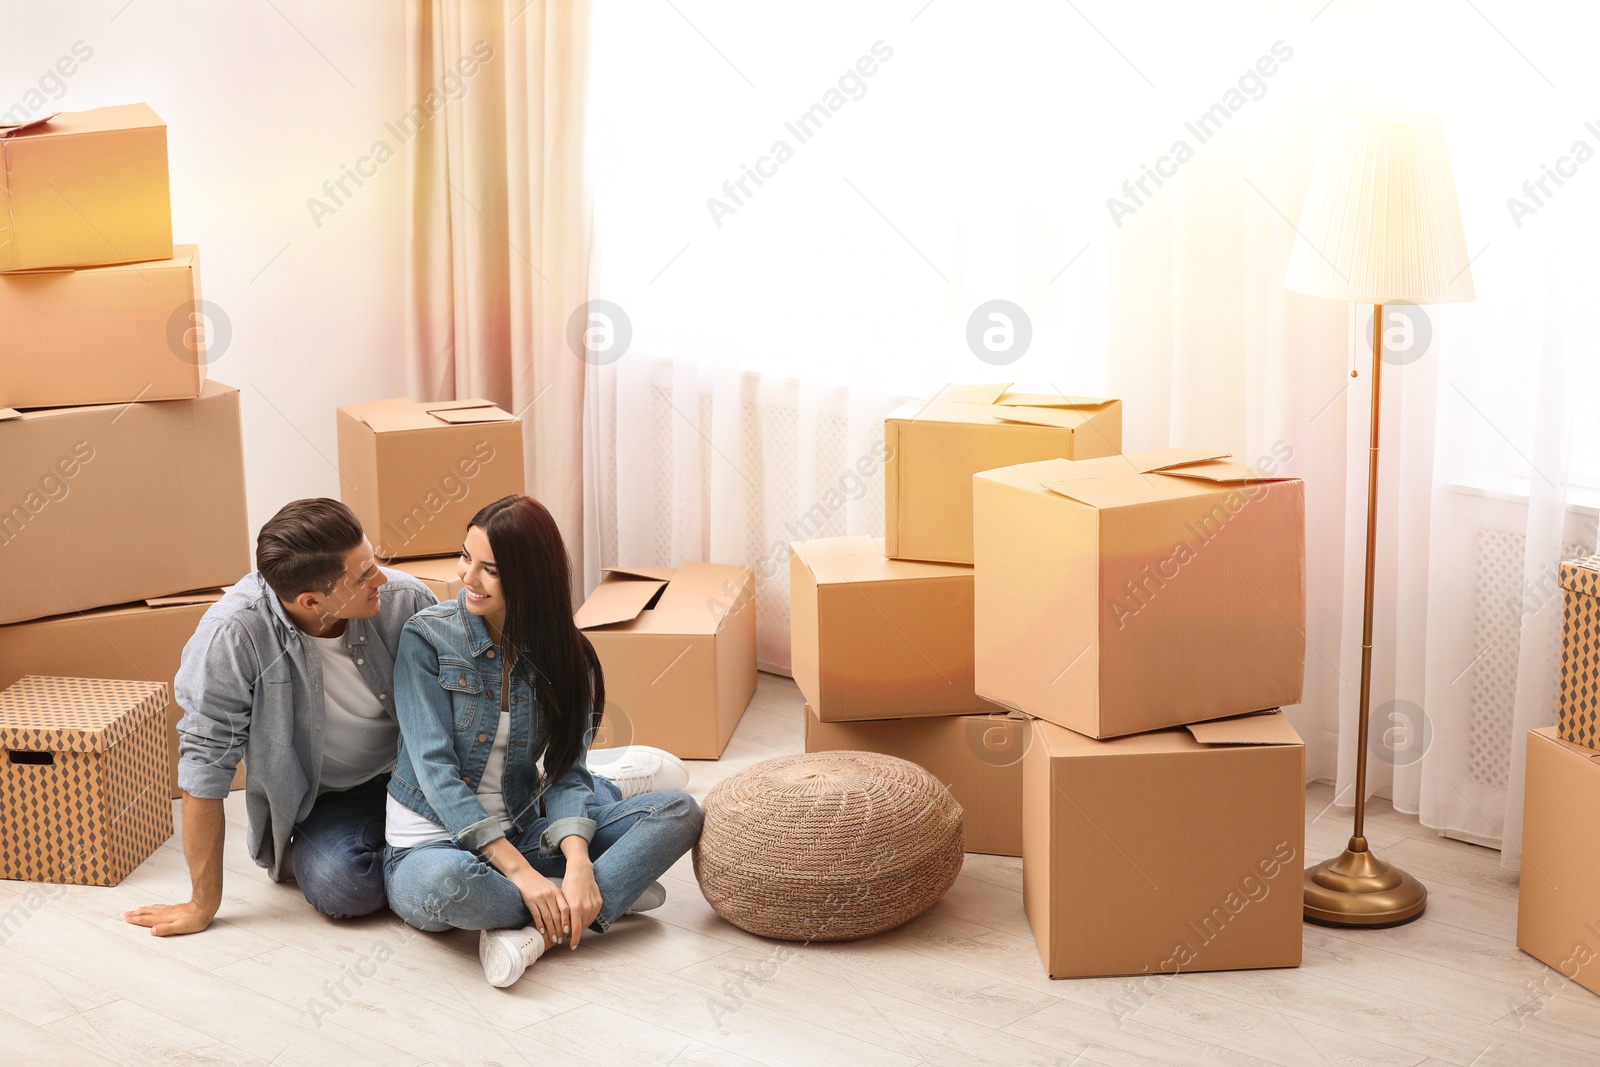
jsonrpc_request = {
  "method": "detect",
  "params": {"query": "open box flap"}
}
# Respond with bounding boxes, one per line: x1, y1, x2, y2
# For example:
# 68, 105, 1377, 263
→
993, 405, 1107, 430
1132, 448, 1233, 474
1157, 459, 1296, 485
0, 408, 20, 423
1186, 711, 1302, 747
996, 392, 1114, 409
1041, 476, 1171, 510
646, 561, 741, 632
351, 398, 514, 433
0, 114, 56, 138
422, 399, 518, 425
575, 576, 668, 630
1039, 449, 1236, 509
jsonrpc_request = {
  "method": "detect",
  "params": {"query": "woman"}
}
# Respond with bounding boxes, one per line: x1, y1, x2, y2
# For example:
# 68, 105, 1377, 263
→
384, 494, 703, 987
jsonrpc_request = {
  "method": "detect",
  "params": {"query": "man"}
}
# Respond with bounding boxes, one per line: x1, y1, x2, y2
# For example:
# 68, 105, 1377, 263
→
126, 497, 684, 935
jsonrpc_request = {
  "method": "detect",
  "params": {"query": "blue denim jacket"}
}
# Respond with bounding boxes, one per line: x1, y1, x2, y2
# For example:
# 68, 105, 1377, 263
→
387, 592, 598, 854
174, 569, 438, 880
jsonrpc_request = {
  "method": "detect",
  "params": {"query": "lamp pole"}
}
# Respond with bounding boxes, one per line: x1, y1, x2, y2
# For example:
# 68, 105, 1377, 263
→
1303, 302, 1428, 927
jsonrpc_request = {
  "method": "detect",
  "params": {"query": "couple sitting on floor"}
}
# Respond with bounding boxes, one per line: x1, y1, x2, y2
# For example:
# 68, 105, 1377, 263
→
124, 494, 701, 988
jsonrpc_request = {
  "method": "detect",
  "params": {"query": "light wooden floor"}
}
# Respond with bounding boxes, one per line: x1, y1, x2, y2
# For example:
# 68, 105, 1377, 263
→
2, 673, 1596, 1066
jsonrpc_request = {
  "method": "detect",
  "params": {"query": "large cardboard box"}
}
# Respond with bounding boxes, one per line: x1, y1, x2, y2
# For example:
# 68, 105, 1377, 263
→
0, 676, 172, 886
790, 536, 988, 722
390, 557, 463, 603
578, 563, 757, 759
336, 398, 525, 560
0, 246, 206, 409
974, 449, 1305, 739
1558, 556, 1600, 751
884, 383, 1121, 564
1517, 727, 1600, 997
0, 105, 173, 272
1023, 713, 1305, 979
0, 380, 250, 626
0, 593, 243, 799
804, 705, 1026, 856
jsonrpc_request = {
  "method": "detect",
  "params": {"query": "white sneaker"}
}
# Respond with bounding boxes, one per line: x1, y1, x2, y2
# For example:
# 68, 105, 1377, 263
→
591, 745, 690, 798
627, 881, 667, 915
479, 926, 547, 988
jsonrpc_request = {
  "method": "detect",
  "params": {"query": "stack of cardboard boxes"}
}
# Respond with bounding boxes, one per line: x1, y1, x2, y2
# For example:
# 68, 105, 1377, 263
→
1517, 554, 1600, 998
792, 383, 1310, 980
0, 104, 251, 816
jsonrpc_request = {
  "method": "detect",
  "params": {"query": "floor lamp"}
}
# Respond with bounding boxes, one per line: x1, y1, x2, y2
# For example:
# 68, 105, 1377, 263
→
1284, 113, 1475, 927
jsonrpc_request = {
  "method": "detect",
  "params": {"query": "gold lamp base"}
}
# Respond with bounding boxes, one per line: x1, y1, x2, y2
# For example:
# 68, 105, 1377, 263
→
1304, 836, 1427, 927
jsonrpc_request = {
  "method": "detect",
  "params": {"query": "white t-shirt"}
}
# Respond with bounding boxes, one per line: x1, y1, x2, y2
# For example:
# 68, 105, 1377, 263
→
312, 634, 398, 794
386, 708, 517, 848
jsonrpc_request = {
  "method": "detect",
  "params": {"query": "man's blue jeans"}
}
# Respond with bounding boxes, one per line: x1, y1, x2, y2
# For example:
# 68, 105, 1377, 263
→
289, 773, 390, 919
383, 781, 703, 934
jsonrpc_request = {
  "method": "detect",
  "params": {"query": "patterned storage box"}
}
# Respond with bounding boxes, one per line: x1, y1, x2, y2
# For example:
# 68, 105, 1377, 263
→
1559, 555, 1600, 751
0, 676, 172, 885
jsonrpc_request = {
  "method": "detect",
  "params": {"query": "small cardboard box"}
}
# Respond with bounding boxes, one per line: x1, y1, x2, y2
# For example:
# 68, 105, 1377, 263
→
884, 383, 1121, 564
1517, 727, 1600, 998
0, 105, 173, 272
0, 676, 173, 885
0, 592, 243, 799
336, 397, 525, 560
1558, 556, 1600, 751
0, 245, 206, 409
390, 557, 463, 603
579, 563, 756, 759
974, 449, 1305, 739
0, 380, 250, 626
804, 704, 1026, 856
1023, 712, 1305, 979
790, 536, 988, 722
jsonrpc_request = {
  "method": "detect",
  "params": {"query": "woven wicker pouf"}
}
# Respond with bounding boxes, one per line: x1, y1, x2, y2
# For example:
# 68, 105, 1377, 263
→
692, 751, 964, 942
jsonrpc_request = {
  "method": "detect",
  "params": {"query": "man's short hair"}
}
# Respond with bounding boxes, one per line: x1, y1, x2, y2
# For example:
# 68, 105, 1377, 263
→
256, 498, 365, 602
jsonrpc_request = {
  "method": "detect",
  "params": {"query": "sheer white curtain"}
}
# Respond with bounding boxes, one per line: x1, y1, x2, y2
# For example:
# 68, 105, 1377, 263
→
582, 0, 1600, 866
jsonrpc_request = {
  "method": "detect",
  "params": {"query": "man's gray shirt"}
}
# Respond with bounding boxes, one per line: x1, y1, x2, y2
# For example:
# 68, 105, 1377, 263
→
174, 569, 437, 881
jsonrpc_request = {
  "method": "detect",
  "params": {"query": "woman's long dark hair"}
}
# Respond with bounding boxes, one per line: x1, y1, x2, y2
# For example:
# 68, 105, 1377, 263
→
467, 494, 603, 790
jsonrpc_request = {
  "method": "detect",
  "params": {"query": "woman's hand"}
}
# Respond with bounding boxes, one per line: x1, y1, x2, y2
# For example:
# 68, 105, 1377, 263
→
512, 869, 571, 944
560, 859, 603, 948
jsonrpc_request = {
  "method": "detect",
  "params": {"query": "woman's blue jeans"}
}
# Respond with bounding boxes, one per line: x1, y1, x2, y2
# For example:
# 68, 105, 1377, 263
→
383, 782, 703, 934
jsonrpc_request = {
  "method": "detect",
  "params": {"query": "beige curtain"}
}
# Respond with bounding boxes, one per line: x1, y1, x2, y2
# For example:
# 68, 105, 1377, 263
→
404, 0, 591, 600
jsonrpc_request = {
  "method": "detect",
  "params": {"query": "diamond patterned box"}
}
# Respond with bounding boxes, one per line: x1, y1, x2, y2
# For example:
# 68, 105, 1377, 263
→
0, 676, 171, 886
1559, 555, 1600, 751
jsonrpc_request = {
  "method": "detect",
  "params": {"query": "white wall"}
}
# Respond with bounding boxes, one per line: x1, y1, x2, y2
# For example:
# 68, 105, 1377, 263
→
2, 1, 411, 558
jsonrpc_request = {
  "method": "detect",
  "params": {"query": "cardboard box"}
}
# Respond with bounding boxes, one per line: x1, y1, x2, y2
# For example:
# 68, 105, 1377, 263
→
884, 383, 1121, 564
0, 104, 173, 272
579, 563, 756, 759
390, 557, 463, 603
790, 536, 988, 722
0, 676, 173, 885
1023, 712, 1304, 979
336, 397, 525, 560
0, 245, 206, 409
0, 380, 250, 626
0, 593, 243, 799
1558, 556, 1600, 750
1517, 727, 1600, 998
974, 449, 1305, 739
804, 705, 1026, 856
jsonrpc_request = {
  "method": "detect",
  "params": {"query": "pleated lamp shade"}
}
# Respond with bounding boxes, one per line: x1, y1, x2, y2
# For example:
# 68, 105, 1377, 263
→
1284, 112, 1474, 305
